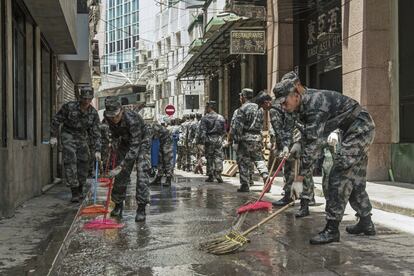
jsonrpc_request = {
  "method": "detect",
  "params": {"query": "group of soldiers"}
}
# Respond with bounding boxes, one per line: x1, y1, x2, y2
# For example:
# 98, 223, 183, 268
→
51, 70, 377, 245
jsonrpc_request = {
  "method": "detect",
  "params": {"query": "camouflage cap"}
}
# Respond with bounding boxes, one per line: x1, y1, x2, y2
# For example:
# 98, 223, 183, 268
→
79, 86, 94, 99
239, 88, 254, 99
206, 101, 216, 109
104, 96, 122, 117
281, 71, 299, 83
273, 79, 296, 100
255, 90, 272, 106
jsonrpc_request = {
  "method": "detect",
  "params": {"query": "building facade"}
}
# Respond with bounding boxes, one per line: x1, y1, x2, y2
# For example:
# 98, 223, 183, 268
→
102, 0, 139, 76
0, 0, 98, 218
267, 0, 414, 183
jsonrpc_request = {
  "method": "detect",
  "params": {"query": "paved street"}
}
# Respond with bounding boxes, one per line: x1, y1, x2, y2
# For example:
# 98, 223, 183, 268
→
50, 171, 414, 275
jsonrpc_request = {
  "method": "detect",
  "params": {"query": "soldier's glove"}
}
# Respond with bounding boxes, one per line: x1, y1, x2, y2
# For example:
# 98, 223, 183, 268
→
266, 142, 272, 150
233, 143, 239, 151
109, 166, 123, 177
290, 181, 303, 200
289, 142, 301, 158
222, 140, 229, 148
327, 132, 339, 147
279, 146, 289, 158
95, 152, 101, 161
50, 137, 57, 147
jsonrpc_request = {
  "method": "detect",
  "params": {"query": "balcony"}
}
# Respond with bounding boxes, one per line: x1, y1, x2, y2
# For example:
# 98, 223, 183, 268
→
189, 38, 205, 54
204, 13, 240, 39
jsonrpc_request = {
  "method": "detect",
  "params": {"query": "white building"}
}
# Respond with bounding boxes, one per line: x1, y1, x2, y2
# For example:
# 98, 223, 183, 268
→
138, 0, 205, 120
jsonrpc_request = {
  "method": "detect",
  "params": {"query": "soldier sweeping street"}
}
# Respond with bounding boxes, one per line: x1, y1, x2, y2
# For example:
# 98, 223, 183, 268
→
275, 78, 376, 245
148, 122, 174, 186
232, 88, 269, 192
197, 101, 226, 183
50, 87, 101, 203
104, 96, 150, 222
269, 81, 315, 217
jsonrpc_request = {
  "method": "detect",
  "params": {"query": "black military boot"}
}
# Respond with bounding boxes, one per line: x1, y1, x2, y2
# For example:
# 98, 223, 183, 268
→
346, 215, 376, 236
164, 176, 172, 187
135, 204, 146, 222
216, 174, 223, 183
205, 175, 214, 182
110, 202, 124, 219
272, 194, 293, 206
295, 199, 310, 218
71, 188, 80, 203
237, 185, 250, 193
310, 220, 340, 245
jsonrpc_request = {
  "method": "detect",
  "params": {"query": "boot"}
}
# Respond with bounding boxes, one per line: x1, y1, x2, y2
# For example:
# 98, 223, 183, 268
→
237, 185, 250, 193
110, 202, 124, 219
164, 176, 172, 187
216, 174, 223, 183
295, 199, 310, 218
346, 215, 376, 236
272, 194, 293, 206
71, 188, 80, 203
205, 175, 214, 182
135, 204, 146, 222
310, 220, 340, 245
151, 175, 162, 186
309, 195, 316, 206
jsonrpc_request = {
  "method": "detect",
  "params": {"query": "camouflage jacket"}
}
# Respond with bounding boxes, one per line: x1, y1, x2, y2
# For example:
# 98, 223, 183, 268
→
228, 108, 240, 144
268, 104, 295, 149
50, 101, 101, 151
197, 111, 225, 144
187, 120, 199, 145
232, 101, 263, 143
298, 89, 363, 176
178, 120, 190, 146
105, 110, 145, 169
147, 122, 172, 145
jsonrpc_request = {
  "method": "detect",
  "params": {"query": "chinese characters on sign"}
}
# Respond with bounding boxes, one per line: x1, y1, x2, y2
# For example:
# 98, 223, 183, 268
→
306, 3, 341, 64
229, 5, 266, 21
230, 30, 266, 55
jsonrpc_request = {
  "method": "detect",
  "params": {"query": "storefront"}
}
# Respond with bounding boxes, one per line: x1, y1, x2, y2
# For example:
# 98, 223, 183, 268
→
293, 0, 342, 92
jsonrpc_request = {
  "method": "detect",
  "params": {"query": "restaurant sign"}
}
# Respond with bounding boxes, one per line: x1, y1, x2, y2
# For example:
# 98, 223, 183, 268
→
230, 30, 266, 55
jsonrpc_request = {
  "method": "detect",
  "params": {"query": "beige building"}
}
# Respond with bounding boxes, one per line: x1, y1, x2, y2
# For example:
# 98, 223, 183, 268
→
0, 0, 100, 218
267, 0, 413, 182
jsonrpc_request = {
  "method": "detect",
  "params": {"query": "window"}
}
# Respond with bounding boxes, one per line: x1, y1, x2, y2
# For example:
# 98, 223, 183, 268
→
110, 64, 116, 71
41, 42, 52, 142
185, 95, 199, 110
1, 0, 6, 146
12, 3, 27, 140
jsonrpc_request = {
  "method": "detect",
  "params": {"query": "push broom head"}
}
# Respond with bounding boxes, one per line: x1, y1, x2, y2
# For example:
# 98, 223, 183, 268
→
199, 230, 249, 255
236, 201, 272, 215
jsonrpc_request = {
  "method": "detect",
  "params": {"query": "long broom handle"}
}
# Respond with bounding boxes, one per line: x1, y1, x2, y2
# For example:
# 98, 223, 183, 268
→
256, 157, 287, 202
242, 201, 294, 236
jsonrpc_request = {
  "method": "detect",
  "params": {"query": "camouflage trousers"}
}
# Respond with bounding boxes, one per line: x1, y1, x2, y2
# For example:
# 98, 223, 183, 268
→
283, 155, 315, 200
176, 145, 185, 169
111, 145, 151, 205
237, 140, 268, 187
326, 111, 375, 221
205, 137, 224, 177
157, 141, 173, 177
62, 132, 89, 189
185, 145, 195, 171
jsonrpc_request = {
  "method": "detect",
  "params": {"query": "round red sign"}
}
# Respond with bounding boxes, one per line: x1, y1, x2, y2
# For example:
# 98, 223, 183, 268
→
165, 104, 175, 116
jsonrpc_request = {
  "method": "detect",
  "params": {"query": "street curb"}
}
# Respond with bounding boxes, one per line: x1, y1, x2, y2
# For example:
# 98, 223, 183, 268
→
313, 184, 414, 218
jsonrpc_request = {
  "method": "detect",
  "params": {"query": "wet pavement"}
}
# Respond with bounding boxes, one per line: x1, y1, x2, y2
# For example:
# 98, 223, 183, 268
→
51, 172, 414, 276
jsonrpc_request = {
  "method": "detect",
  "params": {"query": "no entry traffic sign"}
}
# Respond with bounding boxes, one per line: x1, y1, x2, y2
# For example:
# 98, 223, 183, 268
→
165, 104, 175, 116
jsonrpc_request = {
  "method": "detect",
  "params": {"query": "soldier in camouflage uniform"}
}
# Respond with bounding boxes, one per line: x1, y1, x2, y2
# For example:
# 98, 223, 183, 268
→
176, 116, 189, 170
186, 113, 198, 172
275, 79, 376, 244
104, 97, 150, 222
99, 121, 111, 172
197, 101, 226, 183
50, 87, 101, 203
149, 122, 174, 186
270, 81, 315, 218
232, 89, 269, 192
192, 113, 204, 174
